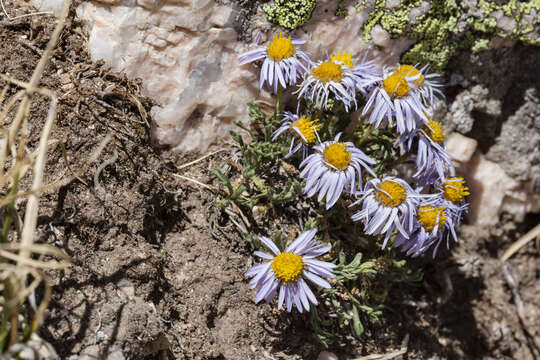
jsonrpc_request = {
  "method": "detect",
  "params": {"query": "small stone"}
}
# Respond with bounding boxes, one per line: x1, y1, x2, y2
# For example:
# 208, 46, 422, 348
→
106, 349, 126, 360
370, 25, 391, 48
318, 351, 338, 360
117, 279, 135, 298
386, 0, 401, 8
445, 132, 478, 163
467, 153, 518, 225
59, 73, 71, 84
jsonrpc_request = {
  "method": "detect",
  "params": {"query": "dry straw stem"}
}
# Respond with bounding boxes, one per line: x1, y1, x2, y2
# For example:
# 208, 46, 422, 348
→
501, 223, 540, 262
0, 0, 53, 21
13, 0, 71, 264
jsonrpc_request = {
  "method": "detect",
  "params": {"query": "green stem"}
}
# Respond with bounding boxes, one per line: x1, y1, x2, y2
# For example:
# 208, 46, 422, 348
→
391, 150, 412, 168
1, 175, 19, 243
356, 123, 375, 147
275, 84, 284, 119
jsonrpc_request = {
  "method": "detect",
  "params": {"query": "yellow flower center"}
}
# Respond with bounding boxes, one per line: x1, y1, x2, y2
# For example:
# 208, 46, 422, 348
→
267, 33, 296, 61
323, 143, 351, 170
422, 119, 445, 144
293, 116, 321, 144
375, 180, 407, 207
330, 51, 353, 68
441, 177, 470, 202
271, 252, 305, 283
311, 61, 344, 83
417, 205, 447, 232
383, 64, 424, 98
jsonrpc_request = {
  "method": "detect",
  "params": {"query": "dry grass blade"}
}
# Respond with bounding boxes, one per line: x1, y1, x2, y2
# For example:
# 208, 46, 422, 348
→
501, 223, 540, 262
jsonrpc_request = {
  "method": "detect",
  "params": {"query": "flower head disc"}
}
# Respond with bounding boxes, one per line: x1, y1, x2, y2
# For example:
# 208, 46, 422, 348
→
323, 143, 351, 170
267, 33, 296, 61
441, 177, 470, 202
383, 65, 424, 98
312, 61, 344, 83
330, 51, 353, 68
271, 252, 305, 283
422, 119, 445, 144
417, 205, 447, 232
375, 180, 407, 207
293, 116, 320, 144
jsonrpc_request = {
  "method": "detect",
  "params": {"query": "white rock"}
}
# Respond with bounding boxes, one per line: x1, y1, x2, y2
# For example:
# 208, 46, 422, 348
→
500, 183, 540, 223
386, 0, 401, 8
318, 351, 339, 360
466, 153, 518, 225
445, 132, 478, 163
30, 0, 65, 15
370, 24, 391, 48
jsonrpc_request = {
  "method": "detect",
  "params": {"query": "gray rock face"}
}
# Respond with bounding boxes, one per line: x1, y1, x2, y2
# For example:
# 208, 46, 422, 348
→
486, 88, 540, 186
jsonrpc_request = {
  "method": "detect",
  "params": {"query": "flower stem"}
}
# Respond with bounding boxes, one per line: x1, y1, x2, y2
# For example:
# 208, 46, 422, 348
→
276, 84, 284, 119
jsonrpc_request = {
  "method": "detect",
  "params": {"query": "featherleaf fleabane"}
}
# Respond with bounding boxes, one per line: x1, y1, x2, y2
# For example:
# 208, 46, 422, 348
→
311, 61, 344, 83
323, 143, 351, 170
245, 229, 336, 313
271, 253, 304, 283
417, 205, 447, 232
294, 116, 320, 144
267, 33, 296, 61
375, 180, 407, 207
383, 64, 424, 98
422, 119, 445, 144
330, 51, 353, 68
441, 177, 470, 202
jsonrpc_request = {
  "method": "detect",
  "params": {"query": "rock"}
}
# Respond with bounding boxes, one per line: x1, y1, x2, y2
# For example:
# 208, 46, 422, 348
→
486, 88, 540, 184
106, 349, 126, 360
370, 24, 391, 48
445, 85, 501, 134
461, 152, 540, 225
30, 0, 65, 15
466, 152, 518, 225
445, 132, 478, 164
318, 351, 339, 360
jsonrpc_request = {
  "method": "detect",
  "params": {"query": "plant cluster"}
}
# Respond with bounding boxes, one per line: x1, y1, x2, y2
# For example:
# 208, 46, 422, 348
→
215, 32, 470, 346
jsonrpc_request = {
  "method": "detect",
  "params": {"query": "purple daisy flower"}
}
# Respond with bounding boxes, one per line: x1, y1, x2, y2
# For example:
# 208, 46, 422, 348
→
272, 111, 321, 159
245, 228, 336, 313
362, 64, 443, 134
238, 32, 310, 93
397, 117, 455, 184
393, 196, 464, 257
329, 51, 381, 95
299, 133, 376, 209
350, 177, 423, 248
296, 57, 359, 111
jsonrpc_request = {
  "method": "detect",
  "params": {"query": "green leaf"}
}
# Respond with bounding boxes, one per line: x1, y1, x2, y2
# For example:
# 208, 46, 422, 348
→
352, 305, 364, 336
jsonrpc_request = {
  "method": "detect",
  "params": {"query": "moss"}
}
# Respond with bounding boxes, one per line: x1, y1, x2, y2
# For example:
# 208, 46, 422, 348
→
360, 0, 539, 72
264, 0, 317, 30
